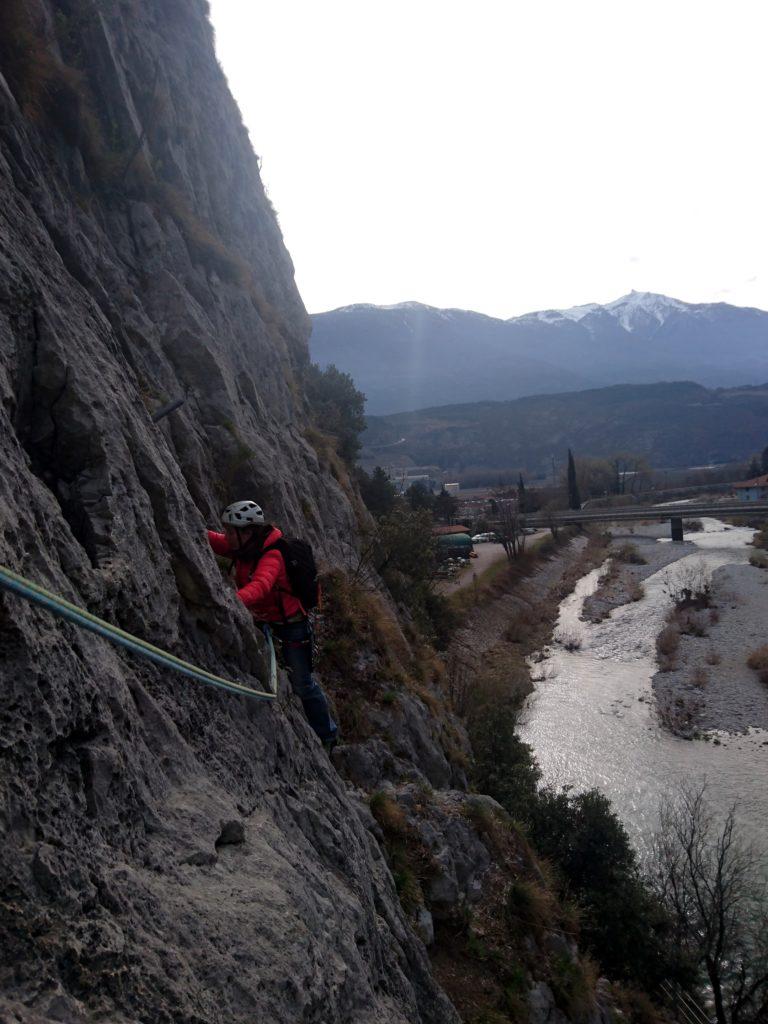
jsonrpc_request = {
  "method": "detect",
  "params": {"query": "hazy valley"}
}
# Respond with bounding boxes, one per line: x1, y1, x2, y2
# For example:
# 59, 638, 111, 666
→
311, 291, 768, 415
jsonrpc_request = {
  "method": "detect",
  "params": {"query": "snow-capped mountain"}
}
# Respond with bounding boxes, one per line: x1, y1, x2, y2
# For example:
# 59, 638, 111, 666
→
310, 293, 768, 415
529, 291, 688, 331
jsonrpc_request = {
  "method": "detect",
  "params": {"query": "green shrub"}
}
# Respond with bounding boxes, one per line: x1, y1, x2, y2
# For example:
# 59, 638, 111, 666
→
356, 466, 396, 516
391, 862, 422, 914
466, 930, 493, 962
529, 789, 678, 990
470, 702, 541, 826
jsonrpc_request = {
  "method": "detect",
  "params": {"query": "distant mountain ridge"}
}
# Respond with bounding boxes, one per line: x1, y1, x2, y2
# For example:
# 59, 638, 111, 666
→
310, 292, 768, 414
362, 380, 768, 474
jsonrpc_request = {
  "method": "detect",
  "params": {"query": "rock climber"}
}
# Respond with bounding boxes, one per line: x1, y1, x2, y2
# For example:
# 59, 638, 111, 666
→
207, 500, 339, 753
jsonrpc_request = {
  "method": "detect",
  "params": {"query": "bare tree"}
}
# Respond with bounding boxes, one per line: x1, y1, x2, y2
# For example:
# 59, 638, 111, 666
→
648, 783, 768, 1024
540, 501, 563, 539
611, 452, 652, 496
493, 496, 526, 560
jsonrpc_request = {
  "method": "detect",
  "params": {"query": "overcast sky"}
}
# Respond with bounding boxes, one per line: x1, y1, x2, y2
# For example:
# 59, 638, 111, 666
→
209, 1, 768, 319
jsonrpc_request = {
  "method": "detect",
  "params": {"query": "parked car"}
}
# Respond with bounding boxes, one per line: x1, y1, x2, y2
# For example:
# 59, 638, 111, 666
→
471, 532, 499, 543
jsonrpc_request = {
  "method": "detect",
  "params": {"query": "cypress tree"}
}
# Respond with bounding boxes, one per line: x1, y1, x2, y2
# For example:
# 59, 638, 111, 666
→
517, 473, 527, 514
567, 449, 581, 510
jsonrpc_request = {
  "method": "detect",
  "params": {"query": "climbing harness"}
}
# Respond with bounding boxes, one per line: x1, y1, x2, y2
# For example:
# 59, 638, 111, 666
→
0, 564, 277, 702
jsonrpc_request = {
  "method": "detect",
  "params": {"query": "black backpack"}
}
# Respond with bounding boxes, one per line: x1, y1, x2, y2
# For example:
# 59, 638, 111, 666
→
251, 537, 320, 613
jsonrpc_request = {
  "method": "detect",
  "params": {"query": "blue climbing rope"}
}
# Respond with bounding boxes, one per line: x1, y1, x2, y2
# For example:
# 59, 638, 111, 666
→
0, 564, 277, 702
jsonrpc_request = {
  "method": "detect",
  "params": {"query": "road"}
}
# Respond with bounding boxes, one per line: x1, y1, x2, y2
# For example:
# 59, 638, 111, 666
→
436, 534, 546, 594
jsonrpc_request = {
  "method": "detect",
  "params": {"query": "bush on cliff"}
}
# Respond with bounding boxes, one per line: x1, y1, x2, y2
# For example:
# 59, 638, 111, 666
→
371, 507, 458, 648
529, 789, 682, 990
470, 696, 541, 826
470, 695, 684, 990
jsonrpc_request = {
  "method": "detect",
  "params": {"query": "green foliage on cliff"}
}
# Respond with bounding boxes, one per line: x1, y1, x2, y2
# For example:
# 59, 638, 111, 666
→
470, 704, 685, 990
306, 363, 366, 464
375, 508, 457, 647
530, 789, 682, 990
356, 466, 397, 516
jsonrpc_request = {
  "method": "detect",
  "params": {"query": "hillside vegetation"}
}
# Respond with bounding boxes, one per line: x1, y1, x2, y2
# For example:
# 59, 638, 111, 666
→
363, 381, 768, 475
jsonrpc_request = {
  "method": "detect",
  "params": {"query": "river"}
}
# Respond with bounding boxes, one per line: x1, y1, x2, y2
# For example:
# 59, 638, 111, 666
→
517, 519, 768, 857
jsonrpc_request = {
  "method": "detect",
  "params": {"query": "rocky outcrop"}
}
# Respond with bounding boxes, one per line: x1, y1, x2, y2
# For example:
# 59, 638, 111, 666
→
0, 6, 627, 1024
0, 2, 458, 1021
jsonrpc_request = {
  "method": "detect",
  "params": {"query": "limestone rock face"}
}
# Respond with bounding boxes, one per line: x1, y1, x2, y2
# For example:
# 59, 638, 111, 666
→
0, 3, 457, 1021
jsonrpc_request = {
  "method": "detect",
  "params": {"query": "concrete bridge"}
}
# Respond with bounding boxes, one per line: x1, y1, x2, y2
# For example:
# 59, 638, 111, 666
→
519, 501, 768, 541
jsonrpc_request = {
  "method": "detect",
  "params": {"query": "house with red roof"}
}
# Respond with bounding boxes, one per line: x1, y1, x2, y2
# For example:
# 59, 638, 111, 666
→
734, 474, 768, 502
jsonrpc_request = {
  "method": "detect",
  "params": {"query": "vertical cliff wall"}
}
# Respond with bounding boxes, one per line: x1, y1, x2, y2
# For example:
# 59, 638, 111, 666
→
0, 2, 459, 1021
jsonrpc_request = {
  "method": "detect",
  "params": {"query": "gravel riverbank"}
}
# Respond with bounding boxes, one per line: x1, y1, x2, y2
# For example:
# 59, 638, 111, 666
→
581, 521, 768, 736
581, 526, 695, 624
653, 561, 768, 735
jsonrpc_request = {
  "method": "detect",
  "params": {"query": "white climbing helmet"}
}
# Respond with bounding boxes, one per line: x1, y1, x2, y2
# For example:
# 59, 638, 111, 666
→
221, 500, 265, 527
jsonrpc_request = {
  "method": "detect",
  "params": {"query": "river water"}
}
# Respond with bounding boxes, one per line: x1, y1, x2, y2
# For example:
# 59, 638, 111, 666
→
518, 519, 768, 858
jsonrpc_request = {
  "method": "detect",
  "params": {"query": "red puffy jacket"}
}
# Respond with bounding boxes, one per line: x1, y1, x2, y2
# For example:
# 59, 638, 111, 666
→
207, 526, 305, 622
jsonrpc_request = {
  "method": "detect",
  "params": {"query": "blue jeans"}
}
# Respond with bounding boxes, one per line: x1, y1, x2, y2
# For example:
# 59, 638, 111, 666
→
268, 619, 338, 743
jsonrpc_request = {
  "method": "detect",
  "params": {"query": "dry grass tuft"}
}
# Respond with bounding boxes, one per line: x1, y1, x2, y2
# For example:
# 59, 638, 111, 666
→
369, 791, 408, 835
504, 605, 540, 644
691, 665, 708, 689
505, 877, 558, 940
746, 645, 768, 684
683, 519, 704, 533
656, 624, 680, 671
549, 953, 598, 1022
614, 542, 647, 564
674, 608, 709, 637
